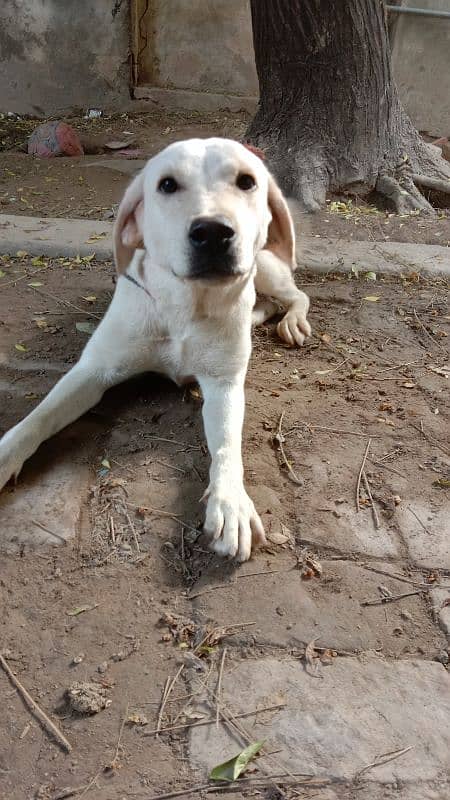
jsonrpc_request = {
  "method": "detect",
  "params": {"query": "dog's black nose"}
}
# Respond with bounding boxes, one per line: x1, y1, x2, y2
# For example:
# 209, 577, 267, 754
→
188, 218, 235, 254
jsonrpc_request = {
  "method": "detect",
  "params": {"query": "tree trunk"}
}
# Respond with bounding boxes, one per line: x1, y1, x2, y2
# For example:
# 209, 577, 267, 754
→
247, 0, 450, 213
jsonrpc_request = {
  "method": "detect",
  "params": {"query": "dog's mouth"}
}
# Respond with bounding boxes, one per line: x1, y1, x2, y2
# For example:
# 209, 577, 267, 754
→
188, 251, 242, 282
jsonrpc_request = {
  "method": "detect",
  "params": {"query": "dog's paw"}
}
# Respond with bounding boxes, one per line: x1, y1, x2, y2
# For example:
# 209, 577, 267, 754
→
0, 432, 27, 492
203, 485, 265, 562
277, 308, 311, 347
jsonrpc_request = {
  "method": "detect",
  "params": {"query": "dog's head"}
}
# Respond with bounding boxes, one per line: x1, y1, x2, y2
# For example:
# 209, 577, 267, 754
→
113, 138, 295, 282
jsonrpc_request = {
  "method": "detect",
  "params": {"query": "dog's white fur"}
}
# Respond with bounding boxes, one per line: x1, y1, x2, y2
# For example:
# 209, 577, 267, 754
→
0, 138, 310, 561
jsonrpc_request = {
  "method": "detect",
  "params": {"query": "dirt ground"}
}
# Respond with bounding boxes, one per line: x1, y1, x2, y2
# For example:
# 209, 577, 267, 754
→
0, 111, 449, 799
0, 251, 449, 799
0, 110, 449, 246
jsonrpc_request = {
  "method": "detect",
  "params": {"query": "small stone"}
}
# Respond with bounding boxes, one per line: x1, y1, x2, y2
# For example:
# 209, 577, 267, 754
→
71, 653, 85, 665
400, 610, 413, 622
393, 495, 402, 506
97, 661, 109, 674
436, 651, 449, 665
66, 681, 111, 714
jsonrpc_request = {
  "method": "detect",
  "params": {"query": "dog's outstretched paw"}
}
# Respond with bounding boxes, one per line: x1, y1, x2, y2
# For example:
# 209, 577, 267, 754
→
277, 308, 311, 347
203, 485, 265, 562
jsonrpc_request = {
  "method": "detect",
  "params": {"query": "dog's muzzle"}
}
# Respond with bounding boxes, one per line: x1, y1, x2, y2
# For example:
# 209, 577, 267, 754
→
188, 216, 239, 279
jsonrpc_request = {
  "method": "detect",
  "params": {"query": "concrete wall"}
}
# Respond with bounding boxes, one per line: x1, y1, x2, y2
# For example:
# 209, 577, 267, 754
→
0, 0, 130, 116
137, 0, 257, 97
391, 1, 450, 135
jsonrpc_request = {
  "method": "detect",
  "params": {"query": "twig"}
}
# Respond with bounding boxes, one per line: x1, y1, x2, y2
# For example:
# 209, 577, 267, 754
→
216, 648, 227, 728
110, 704, 128, 769
356, 439, 371, 512
122, 506, 140, 553
357, 564, 435, 588
77, 770, 103, 800
376, 359, 425, 373
156, 666, 185, 737
413, 308, 444, 351
144, 774, 326, 800
361, 590, 422, 607
29, 285, 102, 320
368, 459, 406, 479
410, 422, 450, 457
362, 471, 380, 529
156, 676, 171, 738
143, 434, 200, 449
275, 411, 303, 485
356, 745, 413, 778
407, 505, 432, 534
0, 653, 72, 753
31, 518, 67, 543
143, 703, 286, 737
290, 424, 380, 438
124, 502, 200, 536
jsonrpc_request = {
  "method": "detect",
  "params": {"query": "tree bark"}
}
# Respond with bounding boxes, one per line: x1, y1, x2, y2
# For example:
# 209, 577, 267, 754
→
247, 0, 450, 212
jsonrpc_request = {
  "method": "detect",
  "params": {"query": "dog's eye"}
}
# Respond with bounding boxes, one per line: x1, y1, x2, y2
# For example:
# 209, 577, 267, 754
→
236, 173, 256, 191
158, 177, 179, 194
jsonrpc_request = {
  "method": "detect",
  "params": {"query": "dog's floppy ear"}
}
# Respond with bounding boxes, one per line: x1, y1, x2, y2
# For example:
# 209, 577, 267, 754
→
113, 170, 145, 274
265, 174, 296, 271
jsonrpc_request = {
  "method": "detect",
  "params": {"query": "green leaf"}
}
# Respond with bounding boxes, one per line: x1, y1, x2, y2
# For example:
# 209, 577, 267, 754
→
76, 321, 96, 335
15, 343, 28, 352
101, 458, 111, 469
364, 271, 377, 281
0, 269, 5, 278
209, 741, 265, 782
28, 281, 43, 287
433, 478, 450, 489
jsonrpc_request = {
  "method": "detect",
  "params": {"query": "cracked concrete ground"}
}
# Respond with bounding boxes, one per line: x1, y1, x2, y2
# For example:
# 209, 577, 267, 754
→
0, 252, 449, 798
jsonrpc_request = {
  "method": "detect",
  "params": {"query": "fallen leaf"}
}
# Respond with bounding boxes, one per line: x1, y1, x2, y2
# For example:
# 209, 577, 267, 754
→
0, 269, 5, 278
363, 295, 380, 302
364, 271, 377, 281
101, 459, 111, 469
76, 321, 96, 335
320, 333, 332, 344
209, 741, 265, 782
105, 140, 133, 150
82, 295, 97, 303
127, 713, 148, 726
267, 525, 291, 546
427, 365, 449, 378
67, 603, 99, 616
31, 256, 47, 267
304, 638, 321, 677
16, 250, 28, 258
28, 281, 43, 287
305, 556, 323, 577
15, 343, 28, 352
86, 233, 107, 242
433, 478, 450, 489
402, 382, 416, 389
315, 369, 332, 375
34, 318, 48, 329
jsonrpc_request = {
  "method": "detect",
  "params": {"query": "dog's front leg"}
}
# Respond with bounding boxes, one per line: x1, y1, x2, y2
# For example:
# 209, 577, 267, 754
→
198, 374, 265, 562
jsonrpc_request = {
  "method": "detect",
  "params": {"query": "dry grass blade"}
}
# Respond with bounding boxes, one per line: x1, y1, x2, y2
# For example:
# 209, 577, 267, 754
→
216, 648, 227, 728
361, 590, 421, 607
356, 745, 413, 778
413, 308, 444, 350
274, 411, 303, 485
362, 471, 380, 529
144, 774, 325, 800
410, 423, 450, 457
0, 653, 72, 753
143, 703, 286, 737
356, 439, 371, 512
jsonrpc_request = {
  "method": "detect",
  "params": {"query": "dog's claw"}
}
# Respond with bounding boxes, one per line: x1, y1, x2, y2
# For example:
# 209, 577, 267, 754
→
203, 486, 265, 562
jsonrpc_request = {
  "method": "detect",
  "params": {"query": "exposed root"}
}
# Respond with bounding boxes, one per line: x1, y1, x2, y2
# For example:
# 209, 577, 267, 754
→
412, 173, 450, 195
376, 174, 435, 215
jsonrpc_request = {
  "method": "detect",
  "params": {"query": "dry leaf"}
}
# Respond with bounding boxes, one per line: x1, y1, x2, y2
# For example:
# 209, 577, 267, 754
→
363, 295, 380, 302
15, 343, 28, 352
267, 525, 291, 546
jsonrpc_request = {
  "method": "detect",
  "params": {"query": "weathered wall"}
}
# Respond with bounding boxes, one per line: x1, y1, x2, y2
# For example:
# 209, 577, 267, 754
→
0, 0, 130, 116
391, 1, 450, 134
137, 0, 257, 97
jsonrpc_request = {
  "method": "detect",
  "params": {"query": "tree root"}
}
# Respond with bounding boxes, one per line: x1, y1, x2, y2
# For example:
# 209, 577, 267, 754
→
411, 173, 450, 195
376, 174, 435, 215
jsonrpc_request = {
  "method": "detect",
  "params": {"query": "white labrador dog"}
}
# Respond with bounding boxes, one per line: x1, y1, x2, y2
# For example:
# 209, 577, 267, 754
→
0, 138, 310, 561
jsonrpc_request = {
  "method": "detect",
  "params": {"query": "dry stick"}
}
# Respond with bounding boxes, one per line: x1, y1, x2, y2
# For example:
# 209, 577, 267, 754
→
413, 308, 444, 351
357, 564, 445, 589
361, 590, 422, 607
216, 648, 227, 728
0, 653, 72, 753
356, 745, 413, 778
376, 359, 425, 373
156, 676, 172, 738
144, 774, 325, 800
276, 411, 303, 485
77, 770, 103, 800
362, 471, 381, 530
356, 439, 371, 512
124, 501, 200, 536
407, 505, 432, 535
111, 704, 129, 768
368, 459, 406, 479
290, 424, 380, 438
29, 285, 103, 320
410, 422, 450, 457
31, 518, 67, 544
143, 703, 286, 737
122, 505, 140, 553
